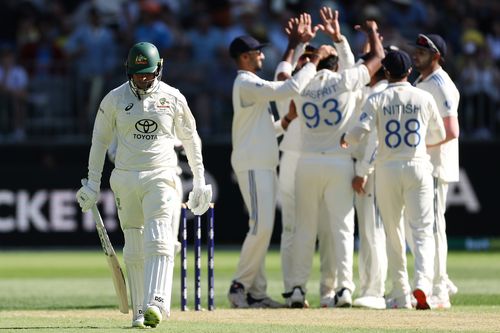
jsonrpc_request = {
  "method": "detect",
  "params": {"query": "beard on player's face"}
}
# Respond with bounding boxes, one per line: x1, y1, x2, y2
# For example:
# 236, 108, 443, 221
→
132, 73, 156, 90
413, 49, 434, 72
251, 58, 263, 71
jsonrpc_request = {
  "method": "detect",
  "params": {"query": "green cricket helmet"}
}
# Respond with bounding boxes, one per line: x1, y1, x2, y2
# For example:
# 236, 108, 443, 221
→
126, 42, 163, 97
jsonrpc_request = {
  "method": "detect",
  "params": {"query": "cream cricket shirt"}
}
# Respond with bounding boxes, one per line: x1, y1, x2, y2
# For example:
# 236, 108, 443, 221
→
351, 80, 388, 177
358, 82, 445, 163
415, 67, 460, 182
294, 65, 370, 155
231, 63, 316, 172
87, 81, 205, 186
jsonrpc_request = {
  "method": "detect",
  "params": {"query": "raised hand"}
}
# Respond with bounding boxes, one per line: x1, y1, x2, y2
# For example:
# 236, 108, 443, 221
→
297, 13, 319, 44
285, 17, 302, 48
354, 20, 379, 34
317, 7, 342, 42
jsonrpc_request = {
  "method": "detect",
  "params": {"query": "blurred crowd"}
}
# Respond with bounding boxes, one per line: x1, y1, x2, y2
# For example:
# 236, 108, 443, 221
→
0, 0, 499, 143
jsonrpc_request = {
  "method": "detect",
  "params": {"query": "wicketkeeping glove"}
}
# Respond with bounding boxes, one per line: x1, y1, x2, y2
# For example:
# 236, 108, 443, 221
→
76, 179, 100, 212
187, 184, 212, 215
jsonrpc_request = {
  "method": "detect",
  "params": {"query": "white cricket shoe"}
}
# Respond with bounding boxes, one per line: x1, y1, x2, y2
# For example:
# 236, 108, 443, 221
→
353, 296, 386, 310
429, 294, 451, 309
413, 289, 431, 310
132, 316, 145, 328
288, 286, 306, 308
447, 279, 458, 296
227, 281, 249, 308
320, 290, 336, 308
385, 294, 412, 309
334, 288, 352, 308
144, 305, 162, 328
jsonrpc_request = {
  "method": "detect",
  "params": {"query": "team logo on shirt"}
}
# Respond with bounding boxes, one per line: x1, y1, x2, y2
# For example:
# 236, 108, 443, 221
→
134, 119, 158, 140
125, 103, 133, 111
359, 112, 368, 121
157, 97, 171, 109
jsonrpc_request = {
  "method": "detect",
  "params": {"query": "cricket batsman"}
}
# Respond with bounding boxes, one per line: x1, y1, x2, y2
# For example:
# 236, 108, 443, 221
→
76, 42, 212, 328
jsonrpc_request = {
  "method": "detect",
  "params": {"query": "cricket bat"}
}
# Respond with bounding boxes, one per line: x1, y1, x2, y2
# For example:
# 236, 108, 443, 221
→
91, 205, 129, 314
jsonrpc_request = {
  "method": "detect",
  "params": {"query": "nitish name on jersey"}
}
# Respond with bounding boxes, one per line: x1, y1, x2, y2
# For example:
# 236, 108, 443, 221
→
383, 103, 421, 116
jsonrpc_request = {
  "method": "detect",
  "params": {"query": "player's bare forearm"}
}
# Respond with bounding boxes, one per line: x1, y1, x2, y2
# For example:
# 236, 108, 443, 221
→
283, 18, 302, 63
355, 21, 384, 76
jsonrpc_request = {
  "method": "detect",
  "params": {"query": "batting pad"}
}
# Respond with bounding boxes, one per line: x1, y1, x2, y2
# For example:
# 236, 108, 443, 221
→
123, 228, 145, 320
145, 255, 174, 317
144, 219, 174, 317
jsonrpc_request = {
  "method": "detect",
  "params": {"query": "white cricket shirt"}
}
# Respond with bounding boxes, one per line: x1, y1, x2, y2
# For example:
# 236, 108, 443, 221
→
357, 82, 445, 163
415, 67, 460, 182
231, 63, 316, 172
88, 81, 205, 185
351, 79, 388, 177
294, 65, 370, 155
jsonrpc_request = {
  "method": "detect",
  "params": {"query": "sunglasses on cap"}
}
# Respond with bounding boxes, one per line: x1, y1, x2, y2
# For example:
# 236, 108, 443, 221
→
247, 49, 262, 55
416, 34, 440, 55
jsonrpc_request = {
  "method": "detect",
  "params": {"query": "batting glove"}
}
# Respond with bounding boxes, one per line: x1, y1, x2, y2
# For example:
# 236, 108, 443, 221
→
76, 178, 100, 212
187, 184, 212, 215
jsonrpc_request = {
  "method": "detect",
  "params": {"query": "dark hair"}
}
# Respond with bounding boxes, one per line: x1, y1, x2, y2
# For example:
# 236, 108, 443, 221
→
318, 55, 339, 71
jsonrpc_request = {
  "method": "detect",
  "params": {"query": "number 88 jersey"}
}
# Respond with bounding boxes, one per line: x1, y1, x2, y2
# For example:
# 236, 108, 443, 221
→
359, 82, 445, 163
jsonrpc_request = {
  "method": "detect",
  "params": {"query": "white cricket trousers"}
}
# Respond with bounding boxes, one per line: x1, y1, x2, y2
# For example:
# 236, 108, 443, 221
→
405, 178, 450, 296
376, 160, 435, 298
233, 169, 277, 299
289, 155, 355, 294
279, 151, 337, 296
432, 178, 450, 296
110, 168, 177, 316
355, 172, 387, 298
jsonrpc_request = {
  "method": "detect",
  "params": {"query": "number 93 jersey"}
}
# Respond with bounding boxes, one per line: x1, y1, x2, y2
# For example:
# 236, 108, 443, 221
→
359, 82, 445, 163
294, 66, 369, 155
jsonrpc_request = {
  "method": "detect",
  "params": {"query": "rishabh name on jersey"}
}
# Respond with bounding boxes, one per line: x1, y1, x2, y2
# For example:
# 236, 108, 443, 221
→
415, 68, 460, 182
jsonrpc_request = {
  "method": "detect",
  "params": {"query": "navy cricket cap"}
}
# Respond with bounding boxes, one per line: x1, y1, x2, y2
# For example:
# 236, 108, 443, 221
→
415, 34, 447, 57
382, 50, 412, 77
229, 35, 266, 58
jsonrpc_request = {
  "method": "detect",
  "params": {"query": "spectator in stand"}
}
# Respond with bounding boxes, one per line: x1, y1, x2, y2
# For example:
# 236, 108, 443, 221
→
459, 46, 500, 139
20, 17, 66, 78
186, 12, 223, 65
486, 21, 500, 67
64, 6, 118, 134
0, 46, 29, 142
131, 0, 174, 58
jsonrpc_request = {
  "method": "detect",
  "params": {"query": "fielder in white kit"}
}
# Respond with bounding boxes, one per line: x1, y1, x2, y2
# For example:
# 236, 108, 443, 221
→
286, 16, 385, 308
342, 50, 446, 310
273, 8, 356, 307
412, 33, 460, 308
350, 50, 391, 310
227, 17, 329, 308
76, 42, 212, 328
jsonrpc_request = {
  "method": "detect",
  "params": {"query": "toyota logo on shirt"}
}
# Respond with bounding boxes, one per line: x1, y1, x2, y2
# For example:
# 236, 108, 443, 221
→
135, 119, 158, 133
134, 119, 158, 140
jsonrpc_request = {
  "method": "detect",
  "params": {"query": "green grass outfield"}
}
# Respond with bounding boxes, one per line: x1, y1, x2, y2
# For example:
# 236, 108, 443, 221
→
0, 249, 499, 332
